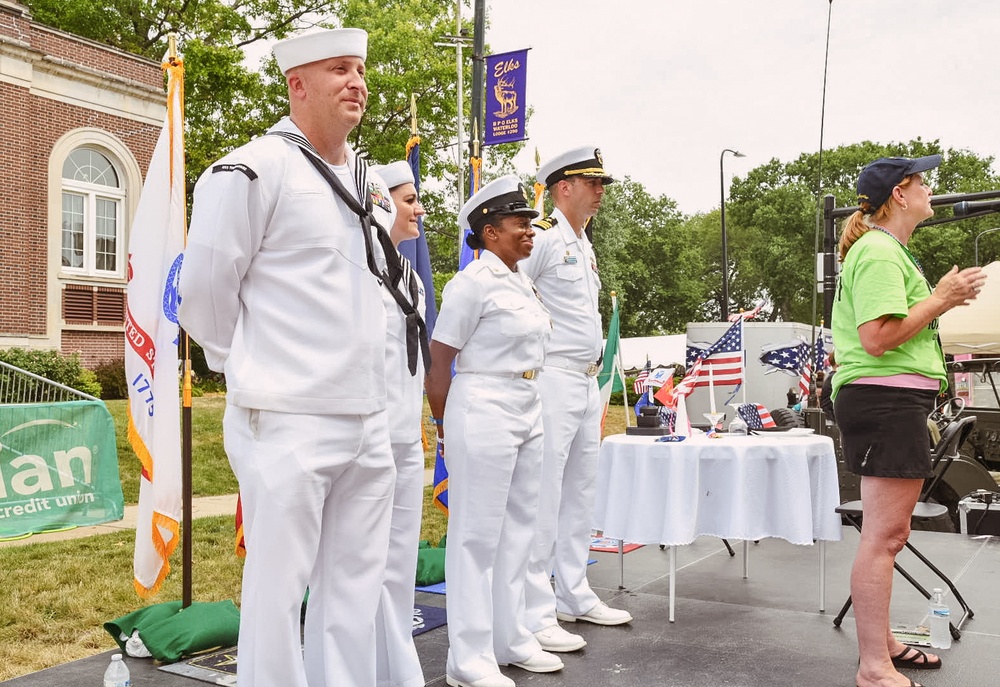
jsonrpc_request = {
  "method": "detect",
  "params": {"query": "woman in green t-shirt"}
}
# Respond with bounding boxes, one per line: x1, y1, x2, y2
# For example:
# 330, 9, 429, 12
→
832, 155, 986, 687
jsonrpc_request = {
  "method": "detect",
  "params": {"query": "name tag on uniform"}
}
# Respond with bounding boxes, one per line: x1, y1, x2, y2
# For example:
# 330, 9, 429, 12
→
563, 252, 578, 265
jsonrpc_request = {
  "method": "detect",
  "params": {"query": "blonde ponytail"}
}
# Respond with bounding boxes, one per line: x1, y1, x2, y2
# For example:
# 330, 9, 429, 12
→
838, 174, 916, 260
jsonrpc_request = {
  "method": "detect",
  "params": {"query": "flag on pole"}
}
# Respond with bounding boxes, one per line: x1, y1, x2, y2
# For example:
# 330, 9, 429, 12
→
598, 294, 626, 431
532, 147, 546, 214
814, 328, 832, 374
632, 359, 652, 395
125, 53, 185, 597
683, 319, 745, 388
402, 103, 438, 335
759, 339, 812, 398
437, 133, 485, 516
458, 138, 483, 270
726, 302, 763, 322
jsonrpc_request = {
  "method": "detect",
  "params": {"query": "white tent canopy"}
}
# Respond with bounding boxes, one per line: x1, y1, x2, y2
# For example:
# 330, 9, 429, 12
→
617, 335, 687, 372
940, 261, 1000, 355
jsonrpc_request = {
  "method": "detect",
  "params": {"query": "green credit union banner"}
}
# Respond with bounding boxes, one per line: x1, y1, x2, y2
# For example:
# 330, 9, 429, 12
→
0, 400, 124, 539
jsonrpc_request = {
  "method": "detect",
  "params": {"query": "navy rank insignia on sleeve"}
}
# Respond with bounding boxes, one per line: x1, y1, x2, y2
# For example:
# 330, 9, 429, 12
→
212, 163, 258, 180
533, 215, 557, 231
368, 183, 392, 213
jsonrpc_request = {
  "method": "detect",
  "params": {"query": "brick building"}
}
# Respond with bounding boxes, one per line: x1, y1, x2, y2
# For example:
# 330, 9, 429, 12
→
0, 0, 164, 366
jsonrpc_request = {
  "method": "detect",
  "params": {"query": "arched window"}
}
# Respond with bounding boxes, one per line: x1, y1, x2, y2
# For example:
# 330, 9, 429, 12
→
61, 148, 126, 276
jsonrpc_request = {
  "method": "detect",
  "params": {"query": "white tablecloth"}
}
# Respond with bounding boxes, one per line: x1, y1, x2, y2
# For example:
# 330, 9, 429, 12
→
594, 433, 843, 547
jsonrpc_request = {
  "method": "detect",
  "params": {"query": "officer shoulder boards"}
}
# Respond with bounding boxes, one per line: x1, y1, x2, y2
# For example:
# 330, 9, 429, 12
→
533, 215, 558, 231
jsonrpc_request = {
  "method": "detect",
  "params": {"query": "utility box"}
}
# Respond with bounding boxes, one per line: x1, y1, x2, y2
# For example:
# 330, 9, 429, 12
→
683, 321, 829, 422
959, 493, 1000, 536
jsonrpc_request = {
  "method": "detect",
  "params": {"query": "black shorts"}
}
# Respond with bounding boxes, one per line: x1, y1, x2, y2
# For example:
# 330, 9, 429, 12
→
834, 384, 937, 479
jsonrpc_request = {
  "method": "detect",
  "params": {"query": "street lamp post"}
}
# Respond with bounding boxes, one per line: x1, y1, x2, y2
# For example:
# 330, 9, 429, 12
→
975, 227, 1000, 266
720, 148, 746, 319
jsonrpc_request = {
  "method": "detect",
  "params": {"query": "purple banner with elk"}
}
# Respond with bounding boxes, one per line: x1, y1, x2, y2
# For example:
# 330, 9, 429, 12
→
484, 49, 529, 145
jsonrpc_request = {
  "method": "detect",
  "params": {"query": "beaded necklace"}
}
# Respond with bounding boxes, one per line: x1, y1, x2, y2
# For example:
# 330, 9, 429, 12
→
871, 225, 925, 275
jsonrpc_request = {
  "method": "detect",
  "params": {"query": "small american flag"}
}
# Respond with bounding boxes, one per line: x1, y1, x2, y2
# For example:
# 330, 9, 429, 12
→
815, 332, 832, 373
726, 303, 763, 322
737, 403, 777, 429
633, 360, 651, 395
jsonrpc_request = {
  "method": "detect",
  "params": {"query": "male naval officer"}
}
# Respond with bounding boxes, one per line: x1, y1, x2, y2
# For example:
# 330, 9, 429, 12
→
178, 28, 410, 687
519, 146, 633, 656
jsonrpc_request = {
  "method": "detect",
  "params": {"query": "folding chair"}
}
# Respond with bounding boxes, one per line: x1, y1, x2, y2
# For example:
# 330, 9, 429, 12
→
832, 415, 977, 639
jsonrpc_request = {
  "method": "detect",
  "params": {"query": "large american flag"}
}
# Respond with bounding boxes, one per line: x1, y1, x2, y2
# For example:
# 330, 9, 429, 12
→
683, 320, 744, 388
759, 339, 811, 397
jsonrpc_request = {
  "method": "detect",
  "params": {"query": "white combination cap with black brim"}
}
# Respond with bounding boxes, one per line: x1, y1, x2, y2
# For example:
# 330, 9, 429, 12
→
459, 175, 539, 234
537, 145, 615, 188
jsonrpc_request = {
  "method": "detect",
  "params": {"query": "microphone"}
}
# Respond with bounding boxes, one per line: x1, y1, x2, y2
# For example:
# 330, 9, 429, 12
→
953, 199, 1000, 216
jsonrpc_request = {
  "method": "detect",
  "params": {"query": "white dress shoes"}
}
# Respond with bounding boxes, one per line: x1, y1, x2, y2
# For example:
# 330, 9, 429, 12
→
445, 674, 515, 687
556, 601, 633, 626
533, 624, 587, 652
503, 650, 565, 673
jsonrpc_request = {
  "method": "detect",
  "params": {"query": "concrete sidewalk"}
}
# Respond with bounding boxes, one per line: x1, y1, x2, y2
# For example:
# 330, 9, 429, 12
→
0, 493, 239, 548
0, 468, 436, 549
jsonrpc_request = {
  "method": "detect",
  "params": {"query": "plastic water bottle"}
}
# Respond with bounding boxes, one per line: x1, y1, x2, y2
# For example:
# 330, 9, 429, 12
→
103, 653, 130, 687
728, 415, 748, 436
928, 588, 952, 649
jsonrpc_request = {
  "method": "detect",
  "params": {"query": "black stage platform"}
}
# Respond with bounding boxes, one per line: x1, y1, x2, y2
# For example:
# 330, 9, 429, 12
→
5, 527, 999, 686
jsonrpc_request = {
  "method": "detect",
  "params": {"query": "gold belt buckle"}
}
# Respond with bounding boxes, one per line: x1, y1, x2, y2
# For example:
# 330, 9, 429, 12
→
521, 370, 538, 380
586, 363, 599, 377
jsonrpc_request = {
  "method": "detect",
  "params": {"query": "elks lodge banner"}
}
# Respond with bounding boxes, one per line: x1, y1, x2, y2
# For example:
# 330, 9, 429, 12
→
485, 49, 529, 146
0, 400, 124, 539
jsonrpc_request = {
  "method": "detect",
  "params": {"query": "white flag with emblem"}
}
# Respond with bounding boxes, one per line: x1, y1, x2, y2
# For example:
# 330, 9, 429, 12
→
125, 54, 185, 597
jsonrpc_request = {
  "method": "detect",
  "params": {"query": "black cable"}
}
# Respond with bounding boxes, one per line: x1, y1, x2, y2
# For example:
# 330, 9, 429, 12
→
972, 492, 994, 536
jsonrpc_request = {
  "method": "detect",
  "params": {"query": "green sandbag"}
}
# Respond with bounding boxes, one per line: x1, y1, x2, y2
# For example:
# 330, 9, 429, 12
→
104, 601, 183, 653
106, 600, 241, 664
415, 547, 446, 586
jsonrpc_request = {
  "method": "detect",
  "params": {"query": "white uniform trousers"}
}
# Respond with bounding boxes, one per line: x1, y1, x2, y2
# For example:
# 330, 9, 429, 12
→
375, 439, 426, 687
224, 406, 395, 687
444, 374, 545, 683
523, 367, 602, 631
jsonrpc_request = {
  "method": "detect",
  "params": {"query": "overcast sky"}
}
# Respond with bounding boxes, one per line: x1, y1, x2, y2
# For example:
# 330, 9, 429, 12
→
485, 0, 997, 214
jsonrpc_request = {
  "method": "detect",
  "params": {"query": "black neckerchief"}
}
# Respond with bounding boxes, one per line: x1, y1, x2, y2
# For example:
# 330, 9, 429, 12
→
268, 131, 430, 376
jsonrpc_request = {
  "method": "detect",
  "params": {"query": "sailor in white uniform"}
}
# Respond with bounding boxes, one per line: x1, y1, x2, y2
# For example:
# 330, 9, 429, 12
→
425, 176, 559, 687
178, 28, 419, 687
520, 147, 632, 656
369, 160, 427, 687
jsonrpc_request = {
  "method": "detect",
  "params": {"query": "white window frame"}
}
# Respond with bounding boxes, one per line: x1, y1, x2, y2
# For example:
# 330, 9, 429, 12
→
60, 150, 126, 278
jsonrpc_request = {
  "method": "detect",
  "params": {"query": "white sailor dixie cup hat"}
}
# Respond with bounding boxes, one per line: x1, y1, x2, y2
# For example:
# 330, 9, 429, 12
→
272, 28, 368, 74
458, 175, 539, 233
537, 145, 615, 187
370, 161, 416, 191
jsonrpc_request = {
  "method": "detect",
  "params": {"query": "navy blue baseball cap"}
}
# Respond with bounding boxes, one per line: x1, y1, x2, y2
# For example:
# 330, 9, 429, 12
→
856, 154, 941, 210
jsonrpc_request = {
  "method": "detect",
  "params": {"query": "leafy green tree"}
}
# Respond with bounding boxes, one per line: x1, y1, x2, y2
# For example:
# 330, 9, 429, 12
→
590, 177, 709, 336
726, 140, 1000, 324
25, 0, 525, 273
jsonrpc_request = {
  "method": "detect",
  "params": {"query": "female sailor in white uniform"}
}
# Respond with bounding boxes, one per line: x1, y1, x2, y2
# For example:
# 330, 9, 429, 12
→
370, 160, 427, 687
425, 176, 558, 687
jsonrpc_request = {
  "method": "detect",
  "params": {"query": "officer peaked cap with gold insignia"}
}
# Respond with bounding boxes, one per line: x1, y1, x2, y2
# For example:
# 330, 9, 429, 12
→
537, 145, 615, 187
370, 160, 415, 190
273, 28, 367, 74
458, 175, 539, 233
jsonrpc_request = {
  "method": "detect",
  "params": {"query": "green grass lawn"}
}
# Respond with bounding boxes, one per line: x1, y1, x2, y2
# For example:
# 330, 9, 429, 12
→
0, 398, 632, 680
